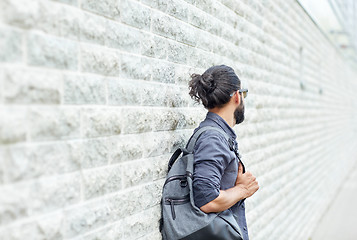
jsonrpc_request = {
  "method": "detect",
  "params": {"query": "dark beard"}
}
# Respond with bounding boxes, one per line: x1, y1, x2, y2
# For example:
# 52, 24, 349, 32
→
234, 103, 245, 125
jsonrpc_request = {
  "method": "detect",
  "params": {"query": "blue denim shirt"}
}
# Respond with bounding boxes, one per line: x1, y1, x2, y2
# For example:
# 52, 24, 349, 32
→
191, 112, 249, 240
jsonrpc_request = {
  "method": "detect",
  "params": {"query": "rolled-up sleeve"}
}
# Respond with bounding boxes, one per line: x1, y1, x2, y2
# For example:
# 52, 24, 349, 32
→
192, 132, 232, 208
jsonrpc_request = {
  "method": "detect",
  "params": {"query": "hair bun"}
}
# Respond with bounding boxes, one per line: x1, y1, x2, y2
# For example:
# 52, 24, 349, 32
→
200, 73, 216, 93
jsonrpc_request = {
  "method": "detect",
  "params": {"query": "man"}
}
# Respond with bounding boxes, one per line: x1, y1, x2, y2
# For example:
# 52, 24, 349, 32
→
188, 65, 259, 240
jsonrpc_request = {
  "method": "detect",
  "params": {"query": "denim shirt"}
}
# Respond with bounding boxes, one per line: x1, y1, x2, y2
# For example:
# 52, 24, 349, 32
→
191, 112, 249, 240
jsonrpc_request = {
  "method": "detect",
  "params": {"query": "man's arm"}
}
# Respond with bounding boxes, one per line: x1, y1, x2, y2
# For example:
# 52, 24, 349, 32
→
200, 162, 259, 213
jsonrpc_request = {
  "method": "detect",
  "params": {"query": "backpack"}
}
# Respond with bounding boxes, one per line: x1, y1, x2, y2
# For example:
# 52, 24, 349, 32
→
159, 126, 244, 240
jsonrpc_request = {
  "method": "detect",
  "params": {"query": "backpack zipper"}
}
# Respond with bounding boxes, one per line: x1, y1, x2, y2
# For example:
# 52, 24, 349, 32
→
164, 175, 186, 185
164, 172, 193, 186
165, 195, 190, 220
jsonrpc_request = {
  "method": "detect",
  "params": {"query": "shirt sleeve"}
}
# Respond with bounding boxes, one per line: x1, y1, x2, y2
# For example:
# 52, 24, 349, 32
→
192, 131, 233, 208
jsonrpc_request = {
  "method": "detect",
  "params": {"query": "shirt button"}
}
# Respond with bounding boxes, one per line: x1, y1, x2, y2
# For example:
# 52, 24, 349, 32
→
243, 227, 247, 231
241, 204, 245, 209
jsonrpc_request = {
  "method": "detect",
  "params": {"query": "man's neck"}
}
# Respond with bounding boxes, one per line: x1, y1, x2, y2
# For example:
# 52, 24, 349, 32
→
208, 108, 235, 128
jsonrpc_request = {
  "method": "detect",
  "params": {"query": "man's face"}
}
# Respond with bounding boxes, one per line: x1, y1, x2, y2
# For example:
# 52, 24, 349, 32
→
234, 94, 245, 125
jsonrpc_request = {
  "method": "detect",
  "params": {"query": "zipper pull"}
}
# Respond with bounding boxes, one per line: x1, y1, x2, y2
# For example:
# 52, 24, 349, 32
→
167, 199, 176, 220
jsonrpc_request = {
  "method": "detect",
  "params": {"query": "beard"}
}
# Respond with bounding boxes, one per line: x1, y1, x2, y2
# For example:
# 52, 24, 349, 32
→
234, 102, 245, 125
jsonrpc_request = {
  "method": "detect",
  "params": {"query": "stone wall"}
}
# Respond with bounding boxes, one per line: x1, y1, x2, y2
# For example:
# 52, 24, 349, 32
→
1, 0, 357, 239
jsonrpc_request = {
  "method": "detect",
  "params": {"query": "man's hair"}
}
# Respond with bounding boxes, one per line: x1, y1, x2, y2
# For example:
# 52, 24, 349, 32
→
188, 65, 241, 109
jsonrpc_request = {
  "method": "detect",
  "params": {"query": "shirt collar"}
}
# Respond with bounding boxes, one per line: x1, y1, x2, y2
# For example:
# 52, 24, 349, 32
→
205, 112, 237, 139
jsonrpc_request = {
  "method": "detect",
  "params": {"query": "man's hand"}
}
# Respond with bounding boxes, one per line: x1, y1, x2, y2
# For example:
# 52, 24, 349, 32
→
200, 161, 259, 213
235, 162, 259, 198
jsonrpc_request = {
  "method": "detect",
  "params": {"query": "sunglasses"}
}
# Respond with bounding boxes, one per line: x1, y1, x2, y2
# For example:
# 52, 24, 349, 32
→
230, 88, 248, 98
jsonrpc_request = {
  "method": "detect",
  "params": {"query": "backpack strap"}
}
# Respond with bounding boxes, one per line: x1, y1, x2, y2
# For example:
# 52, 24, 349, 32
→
186, 126, 234, 153
167, 126, 241, 173
185, 126, 245, 174
167, 147, 189, 172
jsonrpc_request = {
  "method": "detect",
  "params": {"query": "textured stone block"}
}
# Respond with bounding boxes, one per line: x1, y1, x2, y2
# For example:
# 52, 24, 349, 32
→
152, 154, 170, 180
137, 231, 162, 240
140, 131, 189, 158
0, 107, 27, 144
108, 78, 170, 106
3, 142, 82, 182
152, 11, 177, 40
81, 108, 122, 138
141, 81, 168, 106
174, 65, 193, 84
122, 159, 153, 188
29, 107, 80, 141
184, 108, 206, 127
27, 33, 78, 70
221, 26, 237, 43
80, 44, 120, 76
195, 30, 214, 51
107, 78, 142, 105
122, 108, 153, 134
53, 0, 77, 5
78, 221, 123, 240
82, 138, 109, 168
63, 74, 106, 104
167, 41, 188, 64
0, 28, 22, 62
121, 0, 151, 30
28, 173, 81, 215
219, 0, 239, 13
63, 185, 160, 238
0, 68, 3, 103
212, 39, 230, 58
63, 198, 114, 238
206, 16, 223, 36
120, 54, 151, 80
194, 0, 215, 15
141, 33, 167, 59
175, 22, 197, 46
182, 0, 195, 4
0, 0, 40, 29
121, 206, 161, 239
82, 165, 122, 199
36, 212, 64, 240
107, 181, 162, 218
38, 1, 80, 40
223, 3, 240, 25
151, 109, 184, 131
166, 0, 188, 21
3, 68, 61, 104
81, 0, 120, 19
108, 135, 143, 163
105, 21, 141, 53
2, 146, 27, 182
0, 221, 39, 240
140, 0, 168, 11
151, 60, 176, 83
187, 48, 215, 68
0, 148, 3, 184
0, 184, 29, 224
79, 12, 107, 45
188, 7, 208, 29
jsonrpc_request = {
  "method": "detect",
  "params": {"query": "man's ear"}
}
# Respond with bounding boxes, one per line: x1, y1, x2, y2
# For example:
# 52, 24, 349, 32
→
235, 92, 241, 105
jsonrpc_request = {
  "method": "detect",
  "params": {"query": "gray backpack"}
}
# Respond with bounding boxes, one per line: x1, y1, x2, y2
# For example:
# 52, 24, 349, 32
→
160, 126, 244, 240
